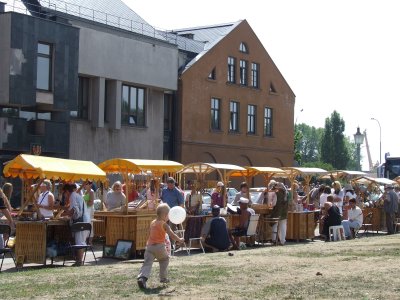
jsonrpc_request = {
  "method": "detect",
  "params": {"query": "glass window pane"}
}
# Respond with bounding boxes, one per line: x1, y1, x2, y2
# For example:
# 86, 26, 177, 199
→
36, 57, 50, 90
38, 43, 50, 55
130, 87, 137, 112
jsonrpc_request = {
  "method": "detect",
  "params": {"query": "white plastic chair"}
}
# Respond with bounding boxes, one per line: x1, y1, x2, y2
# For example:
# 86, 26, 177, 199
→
329, 225, 345, 241
246, 214, 260, 244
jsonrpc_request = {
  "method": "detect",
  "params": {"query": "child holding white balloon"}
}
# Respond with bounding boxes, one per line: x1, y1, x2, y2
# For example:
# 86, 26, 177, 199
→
137, 203, 184, 289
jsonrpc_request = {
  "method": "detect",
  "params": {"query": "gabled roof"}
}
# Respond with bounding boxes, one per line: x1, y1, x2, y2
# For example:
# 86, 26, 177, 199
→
174, 21, 242, 72
172, 22, 238, 43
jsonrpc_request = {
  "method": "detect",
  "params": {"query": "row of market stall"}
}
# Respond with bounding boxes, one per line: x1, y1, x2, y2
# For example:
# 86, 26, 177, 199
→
2, 154, 399, 266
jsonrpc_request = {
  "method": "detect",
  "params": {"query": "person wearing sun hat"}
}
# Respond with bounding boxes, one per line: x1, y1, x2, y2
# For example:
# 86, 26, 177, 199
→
270, 182, 289, 245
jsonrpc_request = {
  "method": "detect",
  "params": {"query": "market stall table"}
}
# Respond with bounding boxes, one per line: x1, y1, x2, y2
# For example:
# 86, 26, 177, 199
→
2, 154, 107, 267
14, 219, 70, 266
97, 158, 184, 255
286, 211, 318, 242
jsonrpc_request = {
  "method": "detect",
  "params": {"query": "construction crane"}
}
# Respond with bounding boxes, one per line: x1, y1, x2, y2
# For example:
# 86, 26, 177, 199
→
363, 129, 373, 171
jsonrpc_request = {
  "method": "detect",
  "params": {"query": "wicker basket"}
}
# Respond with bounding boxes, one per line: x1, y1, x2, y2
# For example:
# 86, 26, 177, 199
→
135, 216, 155, 251
15, 222, 47, 264
105, 216, 136, 246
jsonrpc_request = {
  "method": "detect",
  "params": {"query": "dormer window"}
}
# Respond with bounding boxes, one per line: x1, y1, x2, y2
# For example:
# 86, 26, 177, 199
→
270, 82, 277, 94
208, 67, 216, 80
239, 42, 248, 53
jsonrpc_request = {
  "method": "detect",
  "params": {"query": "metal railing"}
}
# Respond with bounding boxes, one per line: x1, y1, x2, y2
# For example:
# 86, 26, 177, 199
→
4, 0, 206, 53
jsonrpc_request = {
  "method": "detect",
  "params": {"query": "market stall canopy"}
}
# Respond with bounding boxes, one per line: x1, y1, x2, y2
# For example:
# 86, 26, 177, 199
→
3, 154, 106, 182
98, 158, 183, 175
319, 170, 367, 180
352, 176, 396, 186
179, 163, 246, 175
282, 167, 328, 178
230, 166, 286, 178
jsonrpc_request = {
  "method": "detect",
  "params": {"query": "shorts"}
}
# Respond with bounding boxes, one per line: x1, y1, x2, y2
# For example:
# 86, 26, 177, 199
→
231, 228, 247, 237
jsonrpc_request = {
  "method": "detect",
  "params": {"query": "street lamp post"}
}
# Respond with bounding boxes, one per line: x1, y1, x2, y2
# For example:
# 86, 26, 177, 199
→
371, 117, 382, 165
354, 127, 365, 171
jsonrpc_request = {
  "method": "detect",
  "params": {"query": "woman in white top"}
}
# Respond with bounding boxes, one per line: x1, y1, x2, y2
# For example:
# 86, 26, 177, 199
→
332, 181, 344, 213
37, 180, 54, 218
319, 186, 331, 208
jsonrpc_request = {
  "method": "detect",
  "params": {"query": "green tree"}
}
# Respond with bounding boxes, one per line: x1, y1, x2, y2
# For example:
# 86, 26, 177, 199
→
345, 136, 361, 170
320, 111, 349, 169
303, 161, 334, 171
295, 123, 324, 164
294, 127, 303, 165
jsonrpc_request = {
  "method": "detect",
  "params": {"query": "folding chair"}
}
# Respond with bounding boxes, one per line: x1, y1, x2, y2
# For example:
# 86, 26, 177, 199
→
357, 212, 373, 237
172, 224, 189, 255
245, 214, 260, 246
63, 223, 97, 266
0, 224, 16, 272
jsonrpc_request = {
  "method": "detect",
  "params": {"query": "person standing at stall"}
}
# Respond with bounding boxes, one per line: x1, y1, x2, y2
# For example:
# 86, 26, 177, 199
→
383, 185, 398, 235
2, 183, 14, 211
233, 182, 252, 206
211, 182, 227, 208
0, 188, 14, 249
270, 183, 289, 246
37, 180, 55, 219
105, 181, 126, 210
185, 181, 201, 215
83, 181, 95, 244
161, 177, 184, 208
62, 183, 90, 266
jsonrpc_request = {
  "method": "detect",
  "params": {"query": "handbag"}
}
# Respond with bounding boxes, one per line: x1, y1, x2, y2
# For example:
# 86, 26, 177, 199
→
72, 199, 85, 223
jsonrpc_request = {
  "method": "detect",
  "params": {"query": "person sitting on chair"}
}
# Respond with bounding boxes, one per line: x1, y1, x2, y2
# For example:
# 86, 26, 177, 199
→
201, 205, 231, 252
230, 197, 255, 250
322, 201, 342, 241
341, 198, 363, 239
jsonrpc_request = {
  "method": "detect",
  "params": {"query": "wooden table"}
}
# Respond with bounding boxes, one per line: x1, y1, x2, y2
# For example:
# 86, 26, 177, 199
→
15, 219, 70, 266
286, 211, 317, 242
362, 207, 383, 233
94, 211, 157, 254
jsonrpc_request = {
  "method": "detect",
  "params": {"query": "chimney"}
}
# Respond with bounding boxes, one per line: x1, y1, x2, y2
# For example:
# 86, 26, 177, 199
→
0, 2, 6, 13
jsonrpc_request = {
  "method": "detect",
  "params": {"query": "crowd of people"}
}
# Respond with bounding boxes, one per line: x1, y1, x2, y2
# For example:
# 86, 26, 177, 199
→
1, 175, 399, 282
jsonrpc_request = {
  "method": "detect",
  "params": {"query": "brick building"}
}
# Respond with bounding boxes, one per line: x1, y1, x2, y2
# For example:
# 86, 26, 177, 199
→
175, 20, 295, 167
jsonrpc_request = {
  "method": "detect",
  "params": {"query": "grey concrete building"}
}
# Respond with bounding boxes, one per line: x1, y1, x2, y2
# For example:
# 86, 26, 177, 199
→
0, 0, 180, 166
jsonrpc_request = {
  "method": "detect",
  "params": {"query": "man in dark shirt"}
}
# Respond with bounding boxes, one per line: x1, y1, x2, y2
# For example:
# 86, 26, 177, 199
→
201, 205, 230, 252
322, 201, 342, 241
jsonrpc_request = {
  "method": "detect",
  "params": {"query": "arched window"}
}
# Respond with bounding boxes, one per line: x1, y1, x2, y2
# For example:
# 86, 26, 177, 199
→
239, 42, 248, 53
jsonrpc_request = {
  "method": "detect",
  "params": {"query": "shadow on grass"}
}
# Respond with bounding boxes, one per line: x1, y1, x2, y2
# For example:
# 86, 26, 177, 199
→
141, 286, 171, 296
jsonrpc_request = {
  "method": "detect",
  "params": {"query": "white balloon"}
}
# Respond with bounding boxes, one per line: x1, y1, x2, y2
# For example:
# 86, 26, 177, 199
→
168, 206, 187, 224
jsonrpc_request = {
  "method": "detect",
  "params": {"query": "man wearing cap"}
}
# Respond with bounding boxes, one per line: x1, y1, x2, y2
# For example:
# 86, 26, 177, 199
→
270, 183, 289, 245
201, 205, 231, 252
161, 177, 184, 209
211, 182, 227, 208
230, 197, 255, 250
341, 198, 363, 239
383, 185, 398, 235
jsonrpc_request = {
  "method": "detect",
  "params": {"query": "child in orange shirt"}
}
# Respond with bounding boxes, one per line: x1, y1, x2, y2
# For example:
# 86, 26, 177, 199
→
137, 203, 183, 289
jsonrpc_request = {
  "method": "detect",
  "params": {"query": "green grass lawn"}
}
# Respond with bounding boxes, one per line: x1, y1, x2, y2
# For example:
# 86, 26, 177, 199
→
1, 235, 400, 299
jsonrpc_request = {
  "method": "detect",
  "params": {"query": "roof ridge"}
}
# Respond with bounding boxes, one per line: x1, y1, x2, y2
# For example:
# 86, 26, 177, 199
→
169, 21, 239, 33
